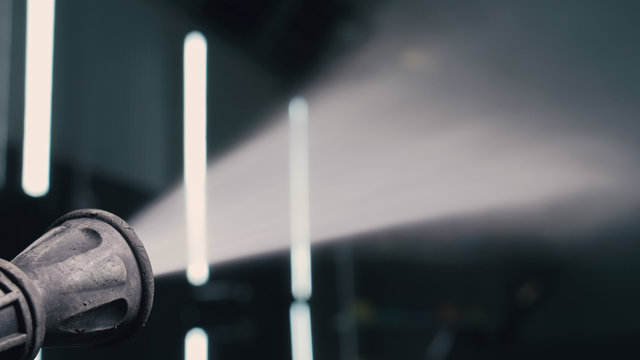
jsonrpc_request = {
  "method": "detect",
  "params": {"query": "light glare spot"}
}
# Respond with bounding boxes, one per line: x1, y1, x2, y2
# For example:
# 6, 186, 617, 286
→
187, 261, 209, 287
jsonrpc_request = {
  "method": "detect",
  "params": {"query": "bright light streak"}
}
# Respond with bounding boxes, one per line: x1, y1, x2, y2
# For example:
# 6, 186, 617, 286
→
290, 301, 314, 360
289, 96, 312, 300
185, 327, 208, 360
22, 0, 55, 197
289, 97, 314, 360
34, 350, 42, 360
184, 31, 209, 286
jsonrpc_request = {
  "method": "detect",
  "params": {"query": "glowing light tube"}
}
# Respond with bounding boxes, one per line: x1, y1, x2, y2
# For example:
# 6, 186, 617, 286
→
289, 96, 312, 300
290, 301, 314, 360
184, 31, 209, 286
22, 0, 56, 197
185, 328, 208, 360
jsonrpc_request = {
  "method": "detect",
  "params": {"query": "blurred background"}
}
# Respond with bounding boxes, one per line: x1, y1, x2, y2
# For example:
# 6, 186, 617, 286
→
2, 0, 640, 359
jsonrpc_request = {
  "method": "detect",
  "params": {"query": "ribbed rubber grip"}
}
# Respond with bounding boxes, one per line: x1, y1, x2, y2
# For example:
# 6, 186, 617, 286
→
0, 259, 45, 360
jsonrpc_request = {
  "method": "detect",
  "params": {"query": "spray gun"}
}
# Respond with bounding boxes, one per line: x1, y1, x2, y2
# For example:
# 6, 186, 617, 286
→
0, 209, 154, 360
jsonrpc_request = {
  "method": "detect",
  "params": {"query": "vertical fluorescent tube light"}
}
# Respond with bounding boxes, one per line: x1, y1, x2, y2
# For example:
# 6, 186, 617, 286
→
290, 301, 314, 360
289, 96, 312, 301
184, 31, 209, 286
185, 327, 209, 360
289, 96, 313, 360
22, 0, 55, 197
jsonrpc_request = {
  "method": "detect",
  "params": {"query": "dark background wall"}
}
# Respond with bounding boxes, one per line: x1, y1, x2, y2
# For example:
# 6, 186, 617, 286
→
1, 0, 640, 359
